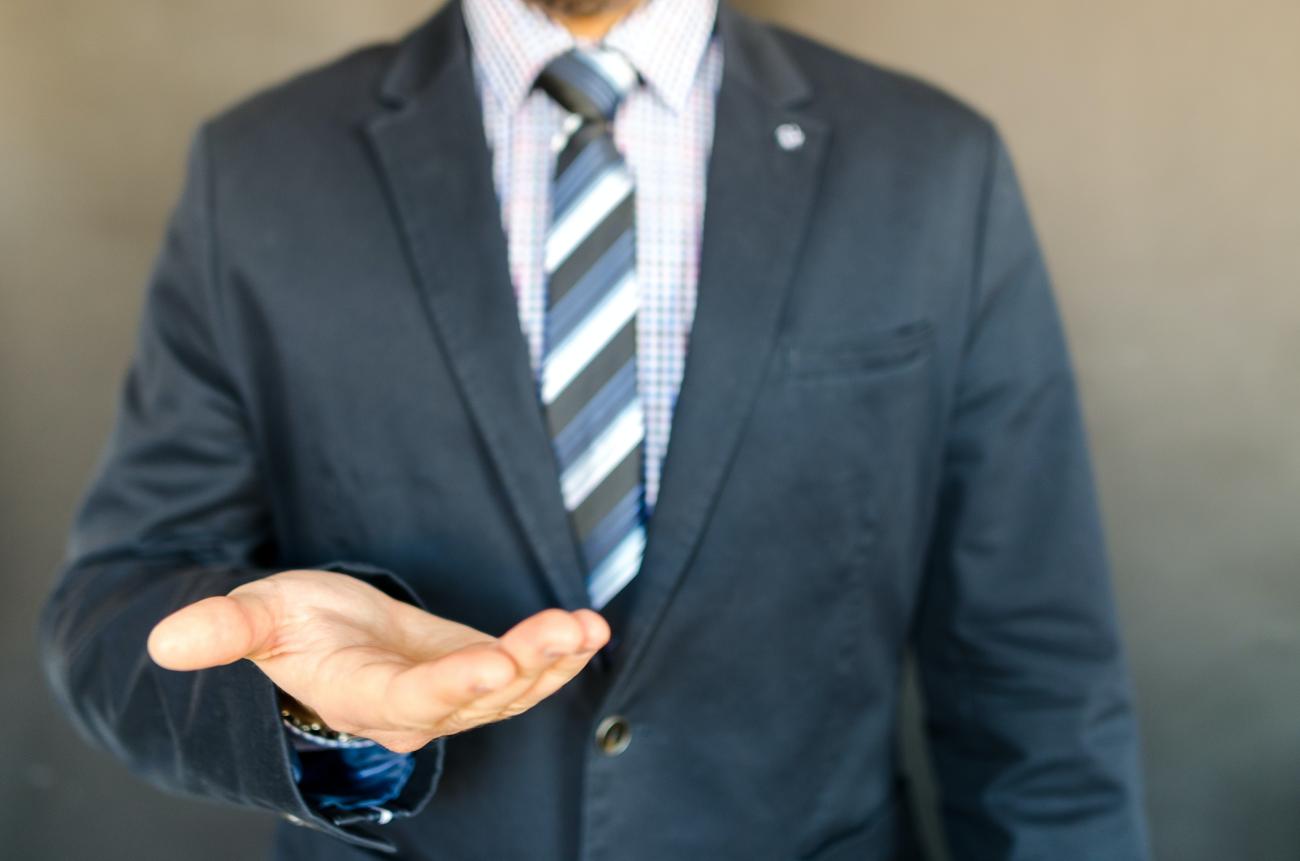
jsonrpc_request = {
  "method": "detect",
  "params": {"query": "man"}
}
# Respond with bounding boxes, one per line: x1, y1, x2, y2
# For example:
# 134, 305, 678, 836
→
38, 0, 1151, 857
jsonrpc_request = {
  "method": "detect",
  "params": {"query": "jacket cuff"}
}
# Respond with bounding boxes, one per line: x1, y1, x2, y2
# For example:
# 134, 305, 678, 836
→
269, 560, 445, 850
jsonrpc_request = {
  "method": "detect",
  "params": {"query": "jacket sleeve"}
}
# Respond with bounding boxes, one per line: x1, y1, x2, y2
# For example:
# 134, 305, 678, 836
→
912, 126, 1152, 859
36, 126, 442, 854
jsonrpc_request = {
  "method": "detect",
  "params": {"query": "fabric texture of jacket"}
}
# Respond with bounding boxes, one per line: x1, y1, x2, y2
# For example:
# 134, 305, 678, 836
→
39, 1, 1151, 858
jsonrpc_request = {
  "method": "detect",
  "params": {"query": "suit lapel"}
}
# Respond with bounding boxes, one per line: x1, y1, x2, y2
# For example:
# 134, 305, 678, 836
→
363, 1, 589, 610
607, 1, 831, 687
359, 0, 830, 654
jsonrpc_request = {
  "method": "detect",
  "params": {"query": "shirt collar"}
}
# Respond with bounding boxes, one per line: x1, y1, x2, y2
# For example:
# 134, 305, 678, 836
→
462, 0, 720, 116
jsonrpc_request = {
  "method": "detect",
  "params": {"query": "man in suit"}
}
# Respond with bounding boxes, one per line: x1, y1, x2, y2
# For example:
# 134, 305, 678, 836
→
38, 0, 1152, 857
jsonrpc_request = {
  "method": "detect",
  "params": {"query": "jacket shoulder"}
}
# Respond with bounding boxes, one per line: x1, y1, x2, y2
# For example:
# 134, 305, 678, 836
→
766, 21, 996, 146
199, 41, 398, 155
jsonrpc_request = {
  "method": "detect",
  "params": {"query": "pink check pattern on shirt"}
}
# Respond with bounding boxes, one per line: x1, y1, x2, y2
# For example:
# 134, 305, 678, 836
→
461, 0, 723, 512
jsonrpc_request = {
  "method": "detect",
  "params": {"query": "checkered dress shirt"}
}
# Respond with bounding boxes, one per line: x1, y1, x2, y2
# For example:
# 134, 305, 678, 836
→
461, 0, 724, 512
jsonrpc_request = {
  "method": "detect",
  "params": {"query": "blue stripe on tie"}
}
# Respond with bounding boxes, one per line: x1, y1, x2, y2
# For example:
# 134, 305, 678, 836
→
580, 484, 644, 574
554, 136, 618, 222
558, 54, 621, 119
587, 522, 646, 610
546, 228, 635, 346
552, 359, 637, 470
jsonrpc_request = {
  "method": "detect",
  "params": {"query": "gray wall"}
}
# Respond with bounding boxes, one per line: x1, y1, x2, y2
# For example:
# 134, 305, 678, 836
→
2, 2, 1297, 859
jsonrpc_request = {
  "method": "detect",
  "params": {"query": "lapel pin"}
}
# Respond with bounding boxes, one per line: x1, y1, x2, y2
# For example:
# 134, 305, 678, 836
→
775, 122, 805, 152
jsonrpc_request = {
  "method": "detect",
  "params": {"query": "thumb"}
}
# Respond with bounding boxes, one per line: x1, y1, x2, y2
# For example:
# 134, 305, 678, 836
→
147, 589, 280, 671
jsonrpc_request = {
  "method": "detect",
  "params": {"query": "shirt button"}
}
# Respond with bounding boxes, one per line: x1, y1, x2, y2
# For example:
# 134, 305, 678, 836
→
595, 715, 632, 756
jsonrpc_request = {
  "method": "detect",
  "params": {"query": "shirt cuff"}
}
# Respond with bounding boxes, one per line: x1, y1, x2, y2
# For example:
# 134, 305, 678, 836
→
284, 721, 416, 818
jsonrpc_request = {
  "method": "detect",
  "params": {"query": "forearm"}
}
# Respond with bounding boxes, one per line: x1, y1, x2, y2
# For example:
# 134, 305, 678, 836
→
39, 555, 441, 851
914, 122, 1149, 858
36, 121, 458, 852
41, 556, 269, 776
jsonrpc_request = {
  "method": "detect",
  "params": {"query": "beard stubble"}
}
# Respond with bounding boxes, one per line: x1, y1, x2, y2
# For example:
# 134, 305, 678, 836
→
527, 0, 642, 18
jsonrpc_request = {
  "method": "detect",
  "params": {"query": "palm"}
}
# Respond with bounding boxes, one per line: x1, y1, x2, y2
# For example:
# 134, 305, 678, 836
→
148, 570, 609, 752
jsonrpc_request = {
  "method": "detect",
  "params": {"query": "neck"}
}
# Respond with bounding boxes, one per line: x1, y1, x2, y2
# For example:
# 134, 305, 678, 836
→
533, 0, 644, 42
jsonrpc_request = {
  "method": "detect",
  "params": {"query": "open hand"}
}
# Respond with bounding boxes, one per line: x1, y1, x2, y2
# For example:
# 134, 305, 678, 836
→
147, 569, 609, 753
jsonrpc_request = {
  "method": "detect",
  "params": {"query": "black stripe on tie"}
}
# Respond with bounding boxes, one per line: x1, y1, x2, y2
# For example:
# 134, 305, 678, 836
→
536, 53, 621, 122
547, 192, 635, 307
545, 319, 637, 439
557, 120, 613, 177
554, 135, 620, 219
571, 443, 643, 543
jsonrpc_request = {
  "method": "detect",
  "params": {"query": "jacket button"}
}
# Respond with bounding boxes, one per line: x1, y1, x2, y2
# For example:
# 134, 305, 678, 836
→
595, 715, 632, 756
775, 121, 805, 151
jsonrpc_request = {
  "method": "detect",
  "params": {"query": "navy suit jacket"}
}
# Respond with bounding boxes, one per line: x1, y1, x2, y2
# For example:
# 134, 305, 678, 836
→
39, 1, 1150, 858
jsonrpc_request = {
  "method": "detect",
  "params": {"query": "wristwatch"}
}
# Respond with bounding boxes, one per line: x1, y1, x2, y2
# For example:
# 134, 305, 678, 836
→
277, 689, 370, 748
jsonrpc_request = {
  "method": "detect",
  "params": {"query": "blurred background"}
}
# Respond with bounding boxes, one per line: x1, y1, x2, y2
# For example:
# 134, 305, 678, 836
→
2, 1, 1297, 858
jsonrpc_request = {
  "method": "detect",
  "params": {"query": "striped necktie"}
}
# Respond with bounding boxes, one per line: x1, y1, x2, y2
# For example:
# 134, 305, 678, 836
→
534, 46, 645, 617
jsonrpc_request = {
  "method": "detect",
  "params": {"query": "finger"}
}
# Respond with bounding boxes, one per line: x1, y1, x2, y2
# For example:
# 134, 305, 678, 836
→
515, 645, 604, 711
498, 608, 587, 670
463, 609, 592, 713
512, 609, 609, 699
498, 612, 611, 708
377, 642, 520, 730
147, 589, 279, 671
573, 609, 612, 652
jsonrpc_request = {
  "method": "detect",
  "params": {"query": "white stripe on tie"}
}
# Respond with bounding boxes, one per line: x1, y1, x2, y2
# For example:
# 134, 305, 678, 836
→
581, 48, 639, 95
587, 524, 647, 610
560, 400, 645, 511
544, 165, 633, 274
541, 270, 637, 405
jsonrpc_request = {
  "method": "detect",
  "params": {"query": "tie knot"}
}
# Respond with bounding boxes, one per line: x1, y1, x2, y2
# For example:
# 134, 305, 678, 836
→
534, 45, 641, 123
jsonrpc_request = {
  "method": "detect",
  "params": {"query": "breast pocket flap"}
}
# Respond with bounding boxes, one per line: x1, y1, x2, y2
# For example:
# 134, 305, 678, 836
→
776, 320, 933, 380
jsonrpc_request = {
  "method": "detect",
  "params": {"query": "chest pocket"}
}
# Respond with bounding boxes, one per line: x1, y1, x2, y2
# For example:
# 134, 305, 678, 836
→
773, 320, 933, 381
